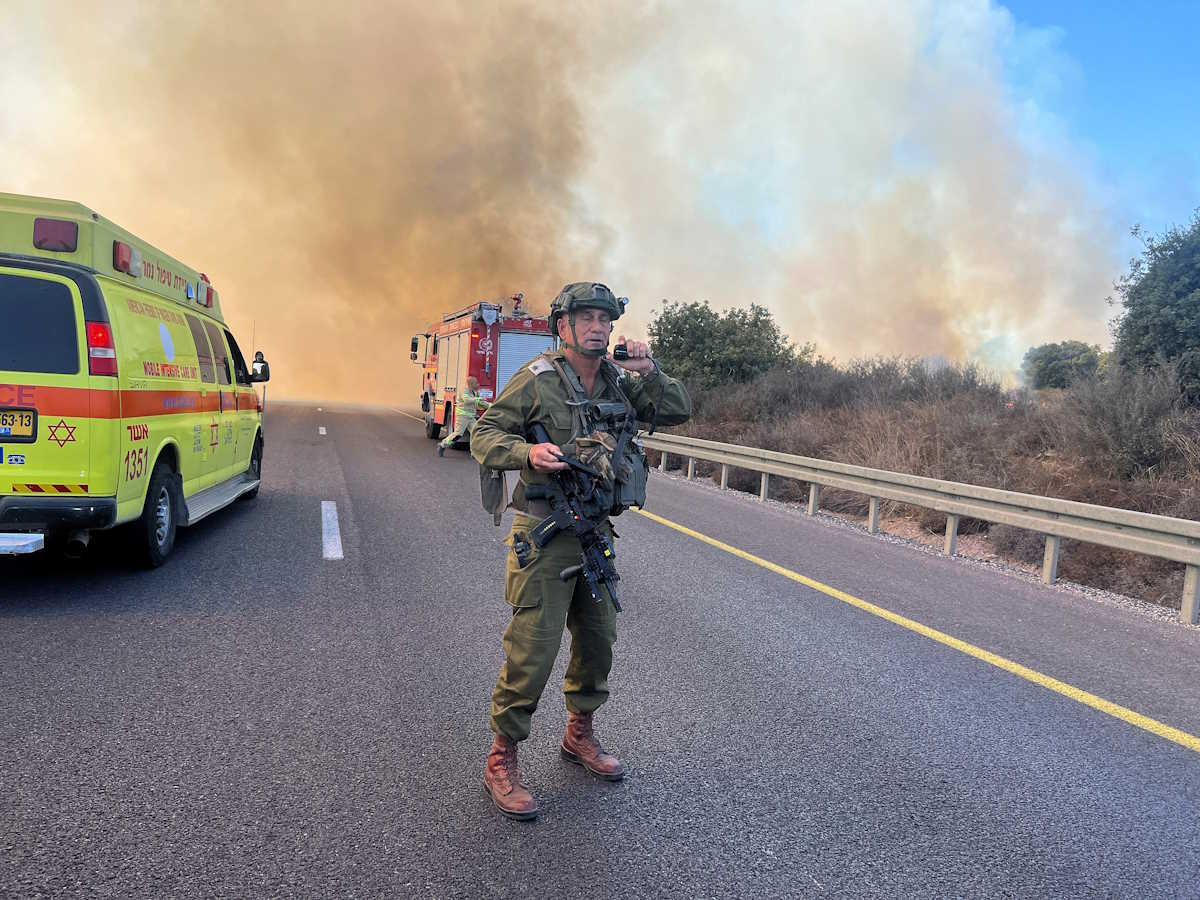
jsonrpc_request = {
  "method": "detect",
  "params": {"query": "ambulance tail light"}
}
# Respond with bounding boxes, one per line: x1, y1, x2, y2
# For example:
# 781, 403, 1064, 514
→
86, 322, 118, 376
33, 218, 79, 252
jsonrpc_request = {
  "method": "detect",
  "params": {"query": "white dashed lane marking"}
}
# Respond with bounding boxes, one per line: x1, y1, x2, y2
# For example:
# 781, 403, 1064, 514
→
321, 501, 344, 560
318, 426, 327, 435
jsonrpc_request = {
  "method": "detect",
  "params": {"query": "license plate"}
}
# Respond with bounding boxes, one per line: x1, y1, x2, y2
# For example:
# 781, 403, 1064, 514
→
0, 408, 36, 442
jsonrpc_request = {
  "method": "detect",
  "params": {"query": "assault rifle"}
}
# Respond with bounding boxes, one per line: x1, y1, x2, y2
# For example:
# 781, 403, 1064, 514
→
525, 422, 623, 612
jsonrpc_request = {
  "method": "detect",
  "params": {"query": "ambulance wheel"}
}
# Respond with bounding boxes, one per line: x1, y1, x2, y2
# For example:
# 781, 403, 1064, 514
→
134, 460, 179, 568
241, 436, 263, 501
425, 417, 442, 440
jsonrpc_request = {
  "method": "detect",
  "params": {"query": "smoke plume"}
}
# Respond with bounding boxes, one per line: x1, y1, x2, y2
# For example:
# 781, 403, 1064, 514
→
1, 1, 1121, 400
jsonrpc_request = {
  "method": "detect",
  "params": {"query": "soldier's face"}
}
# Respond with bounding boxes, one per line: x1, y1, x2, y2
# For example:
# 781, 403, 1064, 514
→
562, 308, 612, 351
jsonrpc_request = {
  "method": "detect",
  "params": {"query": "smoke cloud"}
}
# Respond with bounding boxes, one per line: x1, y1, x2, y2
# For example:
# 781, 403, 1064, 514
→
1, 1, 1121, 400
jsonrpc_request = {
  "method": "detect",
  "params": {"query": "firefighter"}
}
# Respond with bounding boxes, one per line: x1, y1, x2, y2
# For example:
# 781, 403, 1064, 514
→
438, 376, 491, 456
470, 282, 692, 820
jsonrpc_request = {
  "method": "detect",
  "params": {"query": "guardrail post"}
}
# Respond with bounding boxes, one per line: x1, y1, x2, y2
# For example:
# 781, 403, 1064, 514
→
720, 464, 729, 490
1183, 565, 1199, 625
1042, 535, 1061, 585
944, 514, 960, 557
659, 452, 667, 473
686, 457, 695, 480
759, 473, 769, 502
868, 497, 881, 534
807, 484, 821, 516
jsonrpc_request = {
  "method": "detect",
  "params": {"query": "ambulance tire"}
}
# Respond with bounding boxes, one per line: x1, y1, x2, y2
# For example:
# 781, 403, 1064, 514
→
241, 435, 263, 501
425, 417, 442, 440
133, 460, 179, 568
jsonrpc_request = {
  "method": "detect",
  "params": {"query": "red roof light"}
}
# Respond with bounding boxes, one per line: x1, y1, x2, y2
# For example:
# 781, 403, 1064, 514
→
113, 240, 132, 273
33, 218, 79, 252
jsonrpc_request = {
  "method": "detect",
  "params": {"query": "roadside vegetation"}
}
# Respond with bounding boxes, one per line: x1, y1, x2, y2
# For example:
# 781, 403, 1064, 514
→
648, 214, 1200, 610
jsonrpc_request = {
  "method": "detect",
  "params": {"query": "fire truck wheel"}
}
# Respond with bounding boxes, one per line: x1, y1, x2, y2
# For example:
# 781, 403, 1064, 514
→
425, 416, 442, 440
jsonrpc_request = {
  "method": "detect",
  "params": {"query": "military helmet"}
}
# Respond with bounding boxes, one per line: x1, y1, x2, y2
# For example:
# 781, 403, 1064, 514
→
548, 282, 625, 333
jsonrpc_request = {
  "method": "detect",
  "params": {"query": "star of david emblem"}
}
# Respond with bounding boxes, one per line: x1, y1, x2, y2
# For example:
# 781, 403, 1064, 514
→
47, 419, 78, 448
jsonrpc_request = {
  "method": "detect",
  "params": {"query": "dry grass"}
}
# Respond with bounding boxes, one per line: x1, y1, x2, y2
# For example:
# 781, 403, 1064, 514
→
654, 361, 1200, 609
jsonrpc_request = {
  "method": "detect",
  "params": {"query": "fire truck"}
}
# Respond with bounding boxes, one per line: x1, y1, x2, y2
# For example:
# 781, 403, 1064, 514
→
410, 294, 556, 442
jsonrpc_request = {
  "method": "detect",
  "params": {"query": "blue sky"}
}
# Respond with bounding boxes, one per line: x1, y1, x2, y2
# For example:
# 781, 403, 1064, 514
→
1004, 0, 1200, 242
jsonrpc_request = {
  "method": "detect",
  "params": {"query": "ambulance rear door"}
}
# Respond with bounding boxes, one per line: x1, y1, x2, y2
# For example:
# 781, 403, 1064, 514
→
0, 265, 93, 496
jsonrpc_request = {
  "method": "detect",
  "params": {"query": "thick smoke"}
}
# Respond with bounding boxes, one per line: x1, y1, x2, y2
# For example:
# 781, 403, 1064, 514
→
1, 1, 1120, 399
1, 1, 613, 401
575, 0, 1121, 370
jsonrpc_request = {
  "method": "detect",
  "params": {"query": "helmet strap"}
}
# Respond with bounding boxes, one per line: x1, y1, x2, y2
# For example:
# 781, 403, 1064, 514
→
566, 311, 608, 358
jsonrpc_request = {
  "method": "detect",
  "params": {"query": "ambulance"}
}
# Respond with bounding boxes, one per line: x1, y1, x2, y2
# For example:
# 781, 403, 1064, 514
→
0, 193, 270, 566
411, 295, 555, 443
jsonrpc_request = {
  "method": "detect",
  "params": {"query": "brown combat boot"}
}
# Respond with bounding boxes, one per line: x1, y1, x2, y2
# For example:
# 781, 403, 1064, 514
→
484, 734, 538, 820
560, 711, 625, 781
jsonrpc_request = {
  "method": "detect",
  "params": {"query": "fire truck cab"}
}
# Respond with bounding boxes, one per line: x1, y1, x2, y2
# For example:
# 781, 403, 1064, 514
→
411, 295, 555, 444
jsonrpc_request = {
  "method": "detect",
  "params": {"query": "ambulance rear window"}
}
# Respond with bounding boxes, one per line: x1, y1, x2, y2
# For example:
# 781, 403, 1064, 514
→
0, 274, 80, 375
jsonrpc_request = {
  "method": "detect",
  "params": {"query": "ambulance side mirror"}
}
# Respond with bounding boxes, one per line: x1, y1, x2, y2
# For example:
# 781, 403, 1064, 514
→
251, 352, 271, 383
410, 336, 420, 362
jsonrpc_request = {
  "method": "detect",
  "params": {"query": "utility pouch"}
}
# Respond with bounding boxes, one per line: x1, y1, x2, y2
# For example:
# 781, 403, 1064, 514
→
480, 466, 509, 526
617, 435, 650, 511
574, 429, 649, 515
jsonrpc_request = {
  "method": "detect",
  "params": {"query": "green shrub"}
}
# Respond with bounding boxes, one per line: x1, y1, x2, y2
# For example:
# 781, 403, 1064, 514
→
1057, 366, 1184, 478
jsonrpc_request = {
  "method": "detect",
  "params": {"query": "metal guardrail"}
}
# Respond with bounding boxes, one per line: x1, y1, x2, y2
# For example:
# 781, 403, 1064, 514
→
641, 431, 1200, 625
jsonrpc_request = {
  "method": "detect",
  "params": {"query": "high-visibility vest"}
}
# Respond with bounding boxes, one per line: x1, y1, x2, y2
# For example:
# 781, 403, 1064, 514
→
455, 390, 489, 423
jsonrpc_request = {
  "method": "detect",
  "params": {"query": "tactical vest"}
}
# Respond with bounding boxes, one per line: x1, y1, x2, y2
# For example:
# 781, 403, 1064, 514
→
544, 355, 649, 519
479, 353, 650, 525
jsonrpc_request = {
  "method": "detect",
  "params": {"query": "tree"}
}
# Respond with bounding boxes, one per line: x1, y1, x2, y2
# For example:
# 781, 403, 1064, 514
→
1021, 340, 1100, 389
1112, 212, 1200, 370
648, 300, 805, 389
1177, 348, 1200, 405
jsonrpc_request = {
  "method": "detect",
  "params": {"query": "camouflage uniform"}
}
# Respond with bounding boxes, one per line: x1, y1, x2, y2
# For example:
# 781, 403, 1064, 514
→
471, 349, 691, 741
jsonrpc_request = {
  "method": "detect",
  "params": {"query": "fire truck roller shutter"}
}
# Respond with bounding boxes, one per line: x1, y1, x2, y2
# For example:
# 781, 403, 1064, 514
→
456, 330, 470, 394
444, 332, 460, 392
496, 332, 556, 397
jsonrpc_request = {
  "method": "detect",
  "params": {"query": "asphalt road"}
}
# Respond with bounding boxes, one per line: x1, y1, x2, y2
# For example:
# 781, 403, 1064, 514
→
2, 403, 1199, 899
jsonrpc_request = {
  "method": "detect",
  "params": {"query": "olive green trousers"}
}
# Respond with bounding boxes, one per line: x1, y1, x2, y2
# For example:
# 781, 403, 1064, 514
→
491, 512, 617, 742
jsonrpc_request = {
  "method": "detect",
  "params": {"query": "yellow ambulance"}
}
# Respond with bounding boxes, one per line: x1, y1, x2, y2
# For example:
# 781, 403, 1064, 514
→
0, 193, 270, 566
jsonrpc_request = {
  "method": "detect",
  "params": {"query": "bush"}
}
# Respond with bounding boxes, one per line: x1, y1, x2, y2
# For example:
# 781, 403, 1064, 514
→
1056, 366, 1184, 478
647, 300, 805, 391
1022, 341, 1100, 389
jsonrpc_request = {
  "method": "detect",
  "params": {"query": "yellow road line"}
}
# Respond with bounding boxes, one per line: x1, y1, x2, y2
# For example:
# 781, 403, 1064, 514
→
392, 408, 425, 423
634, 507, 1200, 755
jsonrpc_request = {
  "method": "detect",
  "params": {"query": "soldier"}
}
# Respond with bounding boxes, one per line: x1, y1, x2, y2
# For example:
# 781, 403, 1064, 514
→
471, 282, 692, 820
438, 376, 491, 457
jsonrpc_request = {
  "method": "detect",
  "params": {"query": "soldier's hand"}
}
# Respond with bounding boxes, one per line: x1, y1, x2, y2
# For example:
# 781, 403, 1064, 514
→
529, 442, 569, 472
610, 335, 656, 374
